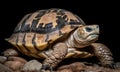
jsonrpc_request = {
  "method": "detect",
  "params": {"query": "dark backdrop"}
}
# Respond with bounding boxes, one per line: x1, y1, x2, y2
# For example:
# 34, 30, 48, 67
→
0, 0, 119, 62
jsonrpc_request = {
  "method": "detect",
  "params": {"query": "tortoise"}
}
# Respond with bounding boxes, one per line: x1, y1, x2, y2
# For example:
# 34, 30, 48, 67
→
5, 8, 114, 71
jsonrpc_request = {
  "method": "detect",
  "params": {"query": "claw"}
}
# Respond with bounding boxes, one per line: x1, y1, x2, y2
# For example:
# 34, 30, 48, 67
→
104, 63, 116, 69
41, 64, 53, 72
115, 62, 120, 68
50, 66, 53, 72
41, 64, 50, 70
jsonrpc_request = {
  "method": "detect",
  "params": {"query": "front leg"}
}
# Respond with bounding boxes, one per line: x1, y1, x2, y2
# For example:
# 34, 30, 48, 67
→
91, 43, 114, 68
41, 43, 68, 71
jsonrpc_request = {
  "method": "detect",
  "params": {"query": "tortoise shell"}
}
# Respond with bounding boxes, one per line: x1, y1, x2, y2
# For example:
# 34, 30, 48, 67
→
6, 8, 85, 57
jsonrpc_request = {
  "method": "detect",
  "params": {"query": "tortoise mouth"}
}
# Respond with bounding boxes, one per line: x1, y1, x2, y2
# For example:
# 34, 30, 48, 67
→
87, 33, 99, 40
90, 33, 99, 37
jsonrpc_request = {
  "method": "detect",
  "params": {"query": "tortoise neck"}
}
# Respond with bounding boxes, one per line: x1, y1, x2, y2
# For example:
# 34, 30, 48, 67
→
65, 29, 84, 48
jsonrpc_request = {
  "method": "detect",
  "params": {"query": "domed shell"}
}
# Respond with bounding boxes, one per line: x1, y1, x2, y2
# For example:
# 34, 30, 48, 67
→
6, 8, 85, 57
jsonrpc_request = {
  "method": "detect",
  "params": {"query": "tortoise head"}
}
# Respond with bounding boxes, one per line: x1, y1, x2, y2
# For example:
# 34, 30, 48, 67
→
75, 24, 99, 47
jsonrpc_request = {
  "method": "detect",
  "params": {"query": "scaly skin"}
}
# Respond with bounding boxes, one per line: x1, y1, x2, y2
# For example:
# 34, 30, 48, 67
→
41, 43, 68, 71
91, 43, 114, 67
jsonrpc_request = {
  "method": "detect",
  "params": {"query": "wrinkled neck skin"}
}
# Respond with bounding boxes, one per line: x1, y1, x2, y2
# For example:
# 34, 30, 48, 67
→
65, 29, 91, 48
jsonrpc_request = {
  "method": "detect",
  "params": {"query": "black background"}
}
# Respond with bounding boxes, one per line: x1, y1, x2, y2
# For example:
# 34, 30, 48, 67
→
0, 0, 119, 62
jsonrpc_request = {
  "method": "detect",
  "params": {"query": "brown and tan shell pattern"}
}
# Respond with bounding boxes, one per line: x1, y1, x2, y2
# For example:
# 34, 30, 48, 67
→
6, 8, 85, 58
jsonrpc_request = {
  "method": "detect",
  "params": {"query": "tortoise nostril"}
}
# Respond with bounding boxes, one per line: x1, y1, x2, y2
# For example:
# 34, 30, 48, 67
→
96, 25, 99, 29
85, 27, 92, 32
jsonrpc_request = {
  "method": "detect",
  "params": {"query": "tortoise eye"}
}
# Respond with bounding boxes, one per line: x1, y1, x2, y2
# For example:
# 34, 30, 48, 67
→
85, 27, 92, 32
